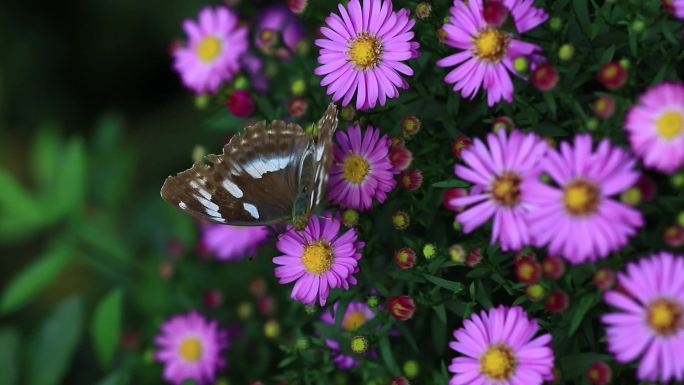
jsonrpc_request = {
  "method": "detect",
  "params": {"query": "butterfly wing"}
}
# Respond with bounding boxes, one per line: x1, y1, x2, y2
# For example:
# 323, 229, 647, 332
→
160, 120, 313, 225
308, 103, 339, 212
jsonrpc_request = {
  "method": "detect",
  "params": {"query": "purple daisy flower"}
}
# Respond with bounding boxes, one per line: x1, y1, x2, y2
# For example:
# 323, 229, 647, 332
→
437, 0, 548, 106
256, 5, 306, 59
602, 252, 684, 382
155, 311, 228, 385
273, 214, 364, 306
676, 0, 684, 18
527, 134, 644, 264
625, 82, 684, 174
315, 0, 420, 110
320, 301, 376, 369
448, 305, 554, 385
199, 222, 270, 262
451, 129, 548, 251
327, 124, 397, 211
173, 6, 248, 94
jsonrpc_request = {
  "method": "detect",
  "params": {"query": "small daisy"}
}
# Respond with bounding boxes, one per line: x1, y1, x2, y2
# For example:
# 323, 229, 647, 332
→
451, 129, 548, 251
437, 0, 548, 106
256, 5, 306, 58
625, 82, 684, 174
155, 311, 228, 385
327, 124, 397, 211
199, 222, 270, 261
273, 214, 364, 306
321, 301, 376, 369
602, 252, 684, 382
448, 305, 555, 385
527, 134, 643, 264
315, 0, 420, 109
173, 6, 248, 94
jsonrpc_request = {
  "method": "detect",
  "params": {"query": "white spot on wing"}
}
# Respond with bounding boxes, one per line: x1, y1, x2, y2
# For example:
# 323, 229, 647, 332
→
243, 203, 260, 219
195, 195, 220, 212
222, 179, 243, 198
179, 201, 187, 209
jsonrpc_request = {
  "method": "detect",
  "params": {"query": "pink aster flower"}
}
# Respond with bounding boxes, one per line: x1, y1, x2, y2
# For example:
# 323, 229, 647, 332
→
625, 82, 684, 174
437, 0, 548, 106
674, 0, 684, 18
448, 305, 554, 385
527, 135, 644, 264
315, 0, 420, 110
602, 252, 684, 382
173, 6, 248, 94
451, 129, 548, 251
327, 124, 398, 211
273, 214, 364, 306
199, 222, 270, 262
155, 311, 228, 385
256, 5, 306, 59
320, 301, 376, 369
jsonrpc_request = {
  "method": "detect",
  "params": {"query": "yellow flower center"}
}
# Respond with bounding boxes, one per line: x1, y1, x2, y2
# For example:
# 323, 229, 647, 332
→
518, 263, 534, 280
347, 33, 383, 70
301, 241, 334, 275
178, 337, 203, 362
656, 111, 684, 141
563, 180, 600, 216
647, 298, 682, 336
196, 36, 222, 62
342, 154, 370, 184
472, 28, 509, 63
343, 311, 368, 331
491, 172, 521, 206
480, 344, 516, 380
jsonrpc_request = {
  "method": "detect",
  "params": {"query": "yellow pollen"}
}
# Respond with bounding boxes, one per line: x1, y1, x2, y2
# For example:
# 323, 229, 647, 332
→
480, 345, 516, 380
342, 154, 370, 184
196, 36, 222, 62
647, 298, 682, 336
491, 173, 521, 206
563, 180, 600, 216
347, 33, 383, 70
343, 311, 367, 331
301, 241, 334, 275
178, 337, 203, 362
518, 263, 534, 280
472, 28, 509, 63
656, 111, 684, 141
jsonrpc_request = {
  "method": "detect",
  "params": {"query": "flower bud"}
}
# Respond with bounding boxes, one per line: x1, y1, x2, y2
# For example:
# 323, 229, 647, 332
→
592, 95, 616, 119
394, 247, 417, 269
526, 284, 546, 302
558, 44, 575, 61
513, 56, 530, 73
664, 224, 684, 247
403, 360, 420, 379
466, 248, 483, 267
402, 115, 421, 136
451, 135, 472, 158
288, 97, 308, 118
544, 290, 569, 313
342, 209, 360, 227
542, 256, 566, 279
593, 268, 616, 291
264, 319, 280, 339
549, 17, 563, 30
482, 0, 509, 28
227, 89, 255, 117
514, 256, 542, 285
422, 243, 437, 259
391, 211, 410, 230
597, 62, 627, 90
449, 244, 466, 263
443, 188, 468, 212
389, 377, 410, 385
531, 63, 559, 91
203, 289, 223, 308
350, 336, 369, 354
388, 295, 416, 321
399, 170, 423, 191
287, 0, 308, 14
389, 146, 413, 171
491, 116, 515, 132
415, 2, 432, 19
586, 361, 612, 385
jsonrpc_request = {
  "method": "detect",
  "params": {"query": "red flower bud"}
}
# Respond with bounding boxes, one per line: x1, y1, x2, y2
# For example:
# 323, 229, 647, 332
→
451, 136, 472, 158
394, 247, 417, 269
531, 63, 559, 91
597, 62, 627, 90
203, 289, 223, 308
544, 290, 569, 313
542, 256, 566, 279
483, 0, 509, 28
388, 295, 416, 321
664, 224, 684, 247
399, 170, 423, 191
593, 268, 616, 291
389, 376, 411, 385
389, 146, 413, 171
227, 89, 255, 117
592, 95, 616, 119
514, 256, 542, 285
443, 188, 468, 212
586, 361, 612, 385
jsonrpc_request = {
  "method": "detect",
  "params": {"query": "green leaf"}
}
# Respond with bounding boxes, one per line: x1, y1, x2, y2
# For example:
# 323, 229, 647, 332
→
424, 274, 463, 293
31, 125, 61, 191
91, 289, 124, 369
433, 304, 447, 324
0, 243, 73, 315
94, 368, 129, 385
44, 138, 86, 221
0, 169, 42, 240
559, 352, 612, 378
431, 179, 470, 188
573, 0, 592, 37
0, 328, 20, 385
378, 335, 399, 375
569, 293, 598, 336
28, 296, 83, 385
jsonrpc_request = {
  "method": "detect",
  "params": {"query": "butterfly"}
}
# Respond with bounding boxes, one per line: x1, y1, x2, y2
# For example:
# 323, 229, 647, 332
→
160, 103, 338, 227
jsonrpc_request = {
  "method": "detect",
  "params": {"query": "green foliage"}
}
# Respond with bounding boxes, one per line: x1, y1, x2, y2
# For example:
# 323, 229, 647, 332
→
91, 289, 124, 370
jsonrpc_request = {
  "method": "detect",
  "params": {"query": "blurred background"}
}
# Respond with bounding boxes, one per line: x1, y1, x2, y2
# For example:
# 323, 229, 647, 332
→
0, 0, 303, 384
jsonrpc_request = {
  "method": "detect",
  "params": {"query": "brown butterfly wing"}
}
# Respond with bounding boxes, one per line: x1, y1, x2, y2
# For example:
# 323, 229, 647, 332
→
160, 120, 313, 225
308, 103, 339, 212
